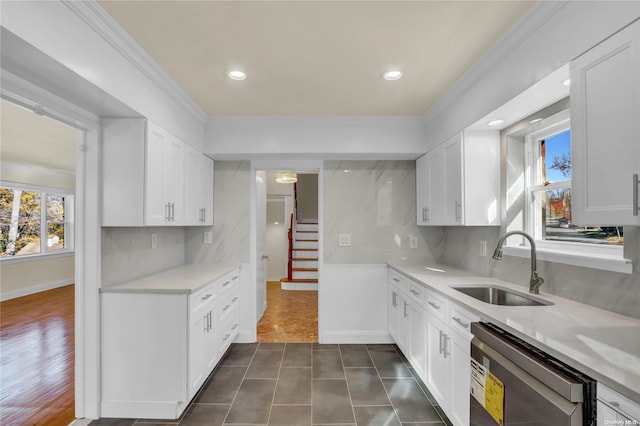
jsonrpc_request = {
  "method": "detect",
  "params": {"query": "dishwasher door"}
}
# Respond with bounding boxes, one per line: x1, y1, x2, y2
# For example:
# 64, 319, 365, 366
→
470, 323, 590, 426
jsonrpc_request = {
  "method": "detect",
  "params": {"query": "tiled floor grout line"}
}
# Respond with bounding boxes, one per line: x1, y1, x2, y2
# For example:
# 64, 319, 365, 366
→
338, 345, 359, 425
367, 345, 404, 426
221, 344, 260, 426
263, 344, 286, 425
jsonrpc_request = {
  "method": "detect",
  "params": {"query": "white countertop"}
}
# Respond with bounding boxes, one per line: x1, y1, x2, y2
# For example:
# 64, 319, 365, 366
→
100, 263, 240, 294
388, 262, 640, 403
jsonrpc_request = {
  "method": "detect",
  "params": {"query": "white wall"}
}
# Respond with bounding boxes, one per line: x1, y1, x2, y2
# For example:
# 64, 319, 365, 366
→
206, 116, 426, 159
0, 255, 75, 301
266, 198, 287, 281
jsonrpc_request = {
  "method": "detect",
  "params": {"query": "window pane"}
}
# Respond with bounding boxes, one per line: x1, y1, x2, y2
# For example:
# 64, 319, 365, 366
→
0, 189, 41, 256
47, 223, 65, 250
47, 195, 65, 222
541, 129, 571, 184
540, 188, 623, 245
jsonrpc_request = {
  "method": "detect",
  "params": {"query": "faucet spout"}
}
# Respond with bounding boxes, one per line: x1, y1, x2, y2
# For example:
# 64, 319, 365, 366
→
492, 231, 544, 294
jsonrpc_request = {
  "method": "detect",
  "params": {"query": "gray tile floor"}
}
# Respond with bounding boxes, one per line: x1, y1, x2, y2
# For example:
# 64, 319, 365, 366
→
90, 343, 451, 426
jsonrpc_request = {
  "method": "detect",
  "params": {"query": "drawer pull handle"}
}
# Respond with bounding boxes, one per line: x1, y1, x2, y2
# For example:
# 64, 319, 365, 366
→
232, 297, 239, 303
428, 301, 441, 310
223, 333, 231, 342
223, 281, 231, 286
452, 317, 469, 328
232, 276, 239, 281
232, 323, 239, 330
223, 304, 231, 311
201, 294, 212, 301
392, 278, 400, 282
410, 289, 420, 296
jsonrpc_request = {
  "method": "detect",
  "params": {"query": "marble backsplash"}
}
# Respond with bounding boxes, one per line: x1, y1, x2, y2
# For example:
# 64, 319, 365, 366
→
323, 160, 443, 264
101, 226, 185, 287
438, 226, 640, 319
186, 161, 251, 265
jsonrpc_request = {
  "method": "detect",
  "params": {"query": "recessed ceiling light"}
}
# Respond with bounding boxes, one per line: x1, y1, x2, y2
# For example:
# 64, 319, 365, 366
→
562, 78, 571, 87
529, 118, 543, 125
228, 69, 246, 81
487, 119, 505, 127
382, 70, 402, 80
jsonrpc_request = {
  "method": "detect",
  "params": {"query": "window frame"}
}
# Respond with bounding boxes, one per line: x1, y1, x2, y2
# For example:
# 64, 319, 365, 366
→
0, 182, 74, 262
509, 119, 630, 273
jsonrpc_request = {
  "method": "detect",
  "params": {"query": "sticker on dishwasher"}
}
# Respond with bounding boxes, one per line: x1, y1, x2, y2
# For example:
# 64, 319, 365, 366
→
470, 358, 505, 426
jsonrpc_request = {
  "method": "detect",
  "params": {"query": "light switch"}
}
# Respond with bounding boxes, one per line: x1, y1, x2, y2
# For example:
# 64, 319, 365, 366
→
204, 231, 213, 244
339, 233, 351, 247
409, 235, 418, 249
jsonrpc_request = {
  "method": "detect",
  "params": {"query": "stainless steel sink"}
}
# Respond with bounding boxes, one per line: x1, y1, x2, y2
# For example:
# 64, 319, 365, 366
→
450, 285, 553, 306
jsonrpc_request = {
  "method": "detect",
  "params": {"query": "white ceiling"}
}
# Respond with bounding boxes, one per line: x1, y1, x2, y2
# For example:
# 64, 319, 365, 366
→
97, 1, 534, 116
0, 99, 77, 176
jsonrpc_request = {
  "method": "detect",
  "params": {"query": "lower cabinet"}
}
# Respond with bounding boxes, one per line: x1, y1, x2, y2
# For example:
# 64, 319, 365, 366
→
388, 269, 478, 426
102, 268, 240, 419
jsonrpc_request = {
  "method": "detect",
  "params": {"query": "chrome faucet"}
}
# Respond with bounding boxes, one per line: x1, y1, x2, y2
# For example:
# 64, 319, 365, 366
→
492, 231, 544, 294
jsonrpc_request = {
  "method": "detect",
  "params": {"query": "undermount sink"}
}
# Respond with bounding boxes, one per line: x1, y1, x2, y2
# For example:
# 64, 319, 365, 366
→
450, 285, 553, 307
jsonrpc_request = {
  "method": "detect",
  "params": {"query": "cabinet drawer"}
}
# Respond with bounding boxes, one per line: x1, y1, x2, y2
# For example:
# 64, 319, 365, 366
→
598, 383, 640, 421
407, 280, 426, 306
219, 269, 240, 294
218, 285, 240, 324
425, 289, 447, 320
448, 304, 478, 338
190, 282, 216, 314
389, 269, 409, 292
218, 311, 240, 356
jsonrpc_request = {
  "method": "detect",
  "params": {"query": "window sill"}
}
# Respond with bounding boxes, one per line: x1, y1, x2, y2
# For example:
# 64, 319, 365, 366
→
501, 245, 632, 274
0, 251, 74, 264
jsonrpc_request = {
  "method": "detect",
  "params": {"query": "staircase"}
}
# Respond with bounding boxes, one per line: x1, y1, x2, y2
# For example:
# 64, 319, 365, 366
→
281, 219, 318, 290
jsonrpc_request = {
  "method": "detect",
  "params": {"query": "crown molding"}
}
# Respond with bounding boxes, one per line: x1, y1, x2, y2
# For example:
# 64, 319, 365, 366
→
421, 0, 568, 127
62, 0, 208, 124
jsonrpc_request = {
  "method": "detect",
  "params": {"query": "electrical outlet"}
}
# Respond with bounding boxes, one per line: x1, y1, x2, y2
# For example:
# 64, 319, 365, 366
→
339, 233, 351, 247
479, 240, 487, 257
204, 231, 213, 244
410, 235, 418, 249
151, 233, 158, 249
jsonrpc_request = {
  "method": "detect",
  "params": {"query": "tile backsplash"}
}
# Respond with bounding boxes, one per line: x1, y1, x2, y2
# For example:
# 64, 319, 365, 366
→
323, 160, 443, 264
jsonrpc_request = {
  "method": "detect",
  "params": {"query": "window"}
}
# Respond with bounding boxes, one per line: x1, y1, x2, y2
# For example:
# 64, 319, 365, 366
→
525, 120, 623, 247
0, 185, 73, 259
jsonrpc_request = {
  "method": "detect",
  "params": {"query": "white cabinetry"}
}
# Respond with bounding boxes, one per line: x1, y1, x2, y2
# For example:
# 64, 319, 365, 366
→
101, 267, 240, 419
416, 130, 500, 226
388, 270, 409, 353
103, 118, 212, 227
184, 144, 214, 226
571, 20, 640, 225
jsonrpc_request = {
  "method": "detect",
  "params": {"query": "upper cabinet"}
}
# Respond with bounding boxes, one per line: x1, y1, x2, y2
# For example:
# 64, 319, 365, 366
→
102, 118, 212, 227
571, 20, 640, 226
416, 130, 500, 226
184, 144, 214, 226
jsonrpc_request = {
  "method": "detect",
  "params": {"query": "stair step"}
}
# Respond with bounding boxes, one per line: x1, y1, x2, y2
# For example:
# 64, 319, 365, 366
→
293, 248, 317, 251
281, 278, 318, 283
296, 230, 317, 233
296, 239, 318, 242
292, 268, 318, 272
292, 257, 318, 261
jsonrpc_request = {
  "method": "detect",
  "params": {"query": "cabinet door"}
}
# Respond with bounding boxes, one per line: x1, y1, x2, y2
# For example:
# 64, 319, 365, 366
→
427, 149, 444, 223
449, 332, 471, 426
442, 135, 463, 225
163, 134, 184, 225
184, 145, 200, 226
204, 307, 219, 373
198, 155, 214, 226
145, 123, 167, 226
396, 294, 410, 353
416, 154, 430, 225
426, 316, 449, 407
188, 308, 206, 398
408, 302, 426, 381
571, 21, 640, 225
388, 287, 399, 342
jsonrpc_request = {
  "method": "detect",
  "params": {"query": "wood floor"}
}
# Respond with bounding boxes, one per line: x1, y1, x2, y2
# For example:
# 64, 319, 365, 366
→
257, 281, 318, 342
0, 285, 75, 426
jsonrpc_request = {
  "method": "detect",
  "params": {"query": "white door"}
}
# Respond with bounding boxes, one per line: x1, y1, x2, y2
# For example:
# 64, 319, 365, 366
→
256, 171, 267, 321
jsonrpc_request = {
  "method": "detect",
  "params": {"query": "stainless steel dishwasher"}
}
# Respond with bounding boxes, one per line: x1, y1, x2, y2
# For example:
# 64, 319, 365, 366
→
470, 322, 596, 426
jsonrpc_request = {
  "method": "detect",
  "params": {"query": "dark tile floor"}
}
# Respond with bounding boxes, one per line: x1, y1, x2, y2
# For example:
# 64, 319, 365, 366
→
90, 343, 451, 426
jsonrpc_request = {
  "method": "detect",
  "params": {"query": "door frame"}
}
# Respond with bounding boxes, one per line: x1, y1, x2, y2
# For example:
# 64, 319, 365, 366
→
250, 160, 323, 341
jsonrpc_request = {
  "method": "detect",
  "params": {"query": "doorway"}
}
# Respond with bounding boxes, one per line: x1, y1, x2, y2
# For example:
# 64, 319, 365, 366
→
253, 165, 321, 343
0, 98, 78, 425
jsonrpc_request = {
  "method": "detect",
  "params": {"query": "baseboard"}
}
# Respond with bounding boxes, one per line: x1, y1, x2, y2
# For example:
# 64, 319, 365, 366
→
234, 330, 255, 343
321, 331, 394, 344
69, 419, 93, 426
0, 278, 74, 302
281, 282, 318, 291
